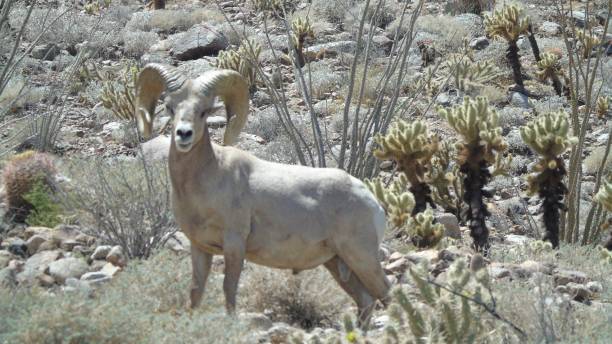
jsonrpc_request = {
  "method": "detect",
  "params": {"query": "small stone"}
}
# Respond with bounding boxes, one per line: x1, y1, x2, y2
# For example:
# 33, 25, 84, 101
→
406, 249, 439, 265
91, 245, 112, 261
561, 282, 592, 302
60, 240, 81, 252
384, 257, 408, 273
37, 273, 55, 287
168, 24, 229, 61
31, 43, 59, 60
267, 324, 293, 344
26, 235, 48, 255
469, 36, 489, 50
106, 246, 126, 267
24, 226, 52, 240
48, 257, 89, 284
489, 264, 511, 279
520, 260, 553, 275
242, 313, 273, 330
509, 92, 530, 108
436, 213, 461, 239
388, 251, 404, 263
540, 21, 562, 35
7, 238, 27, 258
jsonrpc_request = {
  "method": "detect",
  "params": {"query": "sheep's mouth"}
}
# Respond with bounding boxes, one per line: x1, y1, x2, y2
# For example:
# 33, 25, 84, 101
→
175, 142, 193, 152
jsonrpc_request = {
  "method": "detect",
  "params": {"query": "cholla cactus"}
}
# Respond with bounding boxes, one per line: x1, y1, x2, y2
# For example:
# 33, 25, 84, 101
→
596, 96, 609, 118
98, 63, 140, 121
2, 151, 56, 222
290, 17, 314, 67
447, 56, 499, 92
252, 0, 283, 12
365, 175, 414, 228
217, 39, 262, 93
520, 111, 577, 248
484, 4, 530, 91
595, 181, 612, 251
373, 120, 438, 214
576, 29, 601, 59
599, 245, 612, 263
408, 209, 444, 248
428, 141, 465, 219
438, 96, 507, 253
536, 52, 564, 96
382, 259, 498, 343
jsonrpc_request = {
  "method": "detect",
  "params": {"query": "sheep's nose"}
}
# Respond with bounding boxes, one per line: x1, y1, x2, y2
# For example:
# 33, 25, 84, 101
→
176, 129, 193, 140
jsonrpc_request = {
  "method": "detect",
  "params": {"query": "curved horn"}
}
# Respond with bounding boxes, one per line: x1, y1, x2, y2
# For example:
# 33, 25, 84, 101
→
135, 63, 186, 139
194, 69, 249, 145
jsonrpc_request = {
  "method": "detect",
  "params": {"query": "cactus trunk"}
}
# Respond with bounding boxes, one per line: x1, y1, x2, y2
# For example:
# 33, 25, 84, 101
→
153, 0, 165, 9
537, 158, 567, 248
527, 24, 541, 62
409, 182, 434, 216
460, 146, 491, 253
506, 41, 524, 91
551, 75, 564, 97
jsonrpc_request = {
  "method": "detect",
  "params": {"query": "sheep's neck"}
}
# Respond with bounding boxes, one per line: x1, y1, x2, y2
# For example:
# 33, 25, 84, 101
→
169, 127, 217, 197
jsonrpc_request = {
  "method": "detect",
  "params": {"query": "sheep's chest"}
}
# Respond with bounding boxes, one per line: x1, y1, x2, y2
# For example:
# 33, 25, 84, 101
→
173, 197, 224, 254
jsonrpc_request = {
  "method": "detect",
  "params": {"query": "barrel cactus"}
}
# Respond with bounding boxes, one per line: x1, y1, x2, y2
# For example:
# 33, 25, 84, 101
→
2, 151, 57, 222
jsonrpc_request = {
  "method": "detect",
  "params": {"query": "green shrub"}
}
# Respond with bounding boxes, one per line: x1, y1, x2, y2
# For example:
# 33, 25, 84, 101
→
23, 179, 62, 227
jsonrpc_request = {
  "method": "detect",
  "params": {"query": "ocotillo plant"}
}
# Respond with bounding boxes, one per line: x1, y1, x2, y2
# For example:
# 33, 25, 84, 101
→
373, 120, 438, 214
484, 4, 529, 92
438, 97, 507, 253
520, 111, 577, 248
536, 52, 564, 96
594, 181, 612, 250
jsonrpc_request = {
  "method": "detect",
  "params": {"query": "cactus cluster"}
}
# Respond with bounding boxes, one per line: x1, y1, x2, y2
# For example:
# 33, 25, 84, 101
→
438, 96, 507, 253
576, 29, 601, 59
596, 96, 609, 118
447, 56, 499, 92
536, 52, 564, 96
365, 175, 414, 228
290, 17, 314, 67
82, 62, 140, 121
2, 151, 57, 223
484, 4, 530, 91
428, 141, 465, 219
251, 0, 285, 13
408, 209, 445, 248
217, 39, 262, 93
373, 120, 438, 214
595, 181, 612, 251
520, 111, 577, 248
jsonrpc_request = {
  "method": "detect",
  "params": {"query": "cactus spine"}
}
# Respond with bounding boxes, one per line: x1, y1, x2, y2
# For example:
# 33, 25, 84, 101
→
520, 111, 577, 248
438, 96, 507, 253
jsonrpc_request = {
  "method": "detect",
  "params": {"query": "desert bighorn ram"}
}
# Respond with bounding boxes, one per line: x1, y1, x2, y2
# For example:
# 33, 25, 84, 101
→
134, 63, 390, 326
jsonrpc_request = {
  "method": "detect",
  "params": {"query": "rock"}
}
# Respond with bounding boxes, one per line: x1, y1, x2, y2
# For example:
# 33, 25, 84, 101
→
176, 59, 215, 79
168, 24, 229, 61
540, 21, 562, 35
469, 36, 489, 50
373, 315, 390, 329
60, 240, 81, 252
17, 250, 63, 285
489, 263, 511, 279
437, 247, 463, 262
7, 238, 27, 258
435, 213, 461, 239
252, 91, 272, 107
31, 43, 59, 60
384, 257, 408, 273
586, 281, 603, 293
106, 246, 126, 267
24, 226, 52, 239
569, 11, 587, 28
100, 262, 121, 277
306, 41, 357, 56
0, 267, 17, 288
557, 282, 591, 302
207, 115, 227, 128
103, 121, 128, 143
140, 51, 174, 65
52, 225, 86, 246
406, 249, 439, 265
388, 251, 404, 263
163, 232, 191, 253
80, 271, 112, 285
509, 92, 530, 108
48, 257, 89, 284
505, 234, 531, 245
267, 323, 293, 344
0, 251, 15, 269
141, 135, 171, 161
554, 269, 588, 286
37, 273, 55, 287
372, 35, 393, 53
91, 245, 112, 261
498, 196, 527, 217
26, 235, 49, 255
519, 260, 553, 275
242, 313, 273, 330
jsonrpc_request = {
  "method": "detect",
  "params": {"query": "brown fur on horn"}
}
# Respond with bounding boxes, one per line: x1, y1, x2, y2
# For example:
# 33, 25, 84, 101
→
135, 63, 186, 139
194, 70, 250, 146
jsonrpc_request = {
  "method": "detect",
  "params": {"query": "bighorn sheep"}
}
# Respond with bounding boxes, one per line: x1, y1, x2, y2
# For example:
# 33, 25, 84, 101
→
134, 63, 390, 326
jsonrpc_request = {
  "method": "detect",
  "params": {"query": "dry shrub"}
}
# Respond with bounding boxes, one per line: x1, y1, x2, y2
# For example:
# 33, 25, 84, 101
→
63, 154, 176, 259
126, 8, 224, 33
416, 15, 470, 51
306, 62, 344, 100
241, 265, 351, 329
584, 145, 612, 175
122, 30, 159, 57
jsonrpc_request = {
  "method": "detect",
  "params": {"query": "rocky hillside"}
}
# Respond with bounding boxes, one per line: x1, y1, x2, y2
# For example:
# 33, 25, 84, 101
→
0, 0, 611, 342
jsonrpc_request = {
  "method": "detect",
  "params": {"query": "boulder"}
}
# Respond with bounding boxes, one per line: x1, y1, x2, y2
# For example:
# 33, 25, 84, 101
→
106, 246, 127, 267
91, 245, 113, 261
168, 24, 229, 61
17, 250, 63, 285
48, 257, 89, 284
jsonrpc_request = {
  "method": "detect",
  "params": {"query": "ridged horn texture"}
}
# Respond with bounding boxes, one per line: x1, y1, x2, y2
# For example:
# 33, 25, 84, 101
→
135, 63, 186, 139
194, 70, 249, 145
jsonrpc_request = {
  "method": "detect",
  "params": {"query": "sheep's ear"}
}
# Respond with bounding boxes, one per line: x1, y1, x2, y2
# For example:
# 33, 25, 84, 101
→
135, 64, 186, 139
194, 69, 249, 146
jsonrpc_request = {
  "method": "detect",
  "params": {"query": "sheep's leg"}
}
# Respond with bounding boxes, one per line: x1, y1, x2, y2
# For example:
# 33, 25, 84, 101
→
190, 246, 212, 308
222, 231, 246, 314
324, 256, 376, 329
339, 246, 391, 305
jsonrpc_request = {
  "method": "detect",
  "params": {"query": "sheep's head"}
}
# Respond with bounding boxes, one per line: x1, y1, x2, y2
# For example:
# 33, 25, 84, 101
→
134, 63, 250, 152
